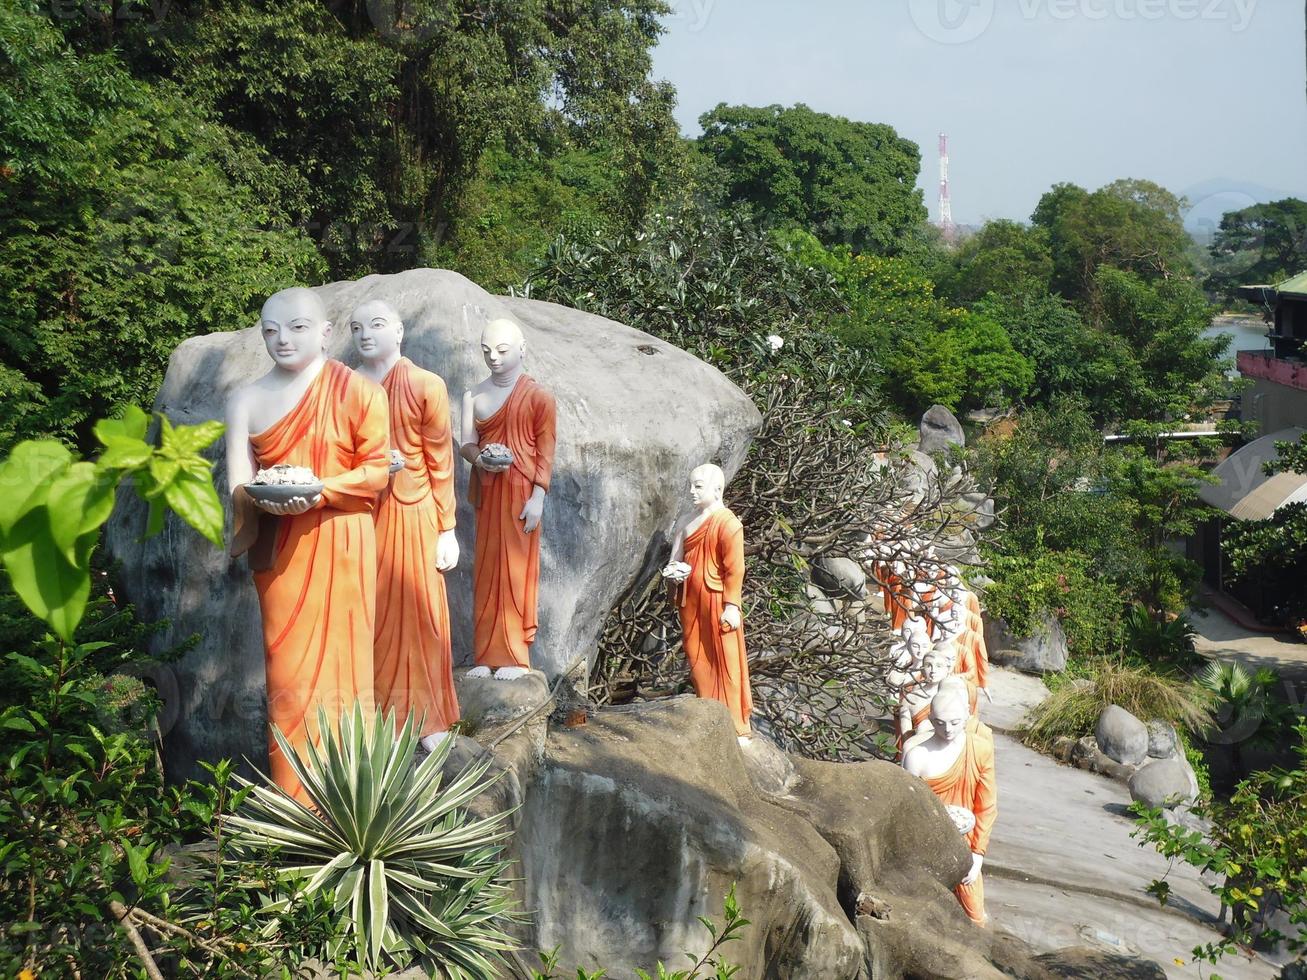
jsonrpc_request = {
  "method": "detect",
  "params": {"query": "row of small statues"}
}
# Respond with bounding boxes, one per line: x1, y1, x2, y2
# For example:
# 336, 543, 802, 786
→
877, 555, 998, 926
223, 288, 757, 805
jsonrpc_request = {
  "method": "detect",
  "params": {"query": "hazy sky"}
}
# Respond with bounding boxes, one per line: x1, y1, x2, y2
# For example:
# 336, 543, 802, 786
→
651, 0, 1307, 232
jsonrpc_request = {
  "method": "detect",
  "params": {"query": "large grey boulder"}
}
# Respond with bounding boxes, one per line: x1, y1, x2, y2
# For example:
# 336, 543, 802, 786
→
103, 268, 761, 785
1129, 757, 1199, 810
984, 613, 1068, 675
1096, 705, 1150, 767
918, 404, 966, 455
811, 555, 867, 599
506, 696, 1000, 978
1145, 720, 1178, 759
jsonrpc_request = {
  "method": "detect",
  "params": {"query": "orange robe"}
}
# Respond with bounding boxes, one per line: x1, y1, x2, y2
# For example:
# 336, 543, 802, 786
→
884, 571, 912, 632
374, 357, 459, 736
896, 697, 932, 757
965, 590, 990, 691
678, 508, 753, 737
923, 720, 997, 924
246, 360, 390, 804
470, 375, 557, 669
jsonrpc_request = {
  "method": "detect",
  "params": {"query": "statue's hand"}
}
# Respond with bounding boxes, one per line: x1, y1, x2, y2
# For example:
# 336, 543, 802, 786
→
254, 493, 321, 516
720, 603, 741, 632
435, 529, 460, 571
474, 449, 511, 474
962, 852, 983, 885
519, 495, 544, 533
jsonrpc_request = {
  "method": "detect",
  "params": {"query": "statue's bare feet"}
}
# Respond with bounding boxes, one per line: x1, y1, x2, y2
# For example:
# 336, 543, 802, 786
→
494, 666, 529, 681
419, 731, 451, 753
466, 666, 492, 679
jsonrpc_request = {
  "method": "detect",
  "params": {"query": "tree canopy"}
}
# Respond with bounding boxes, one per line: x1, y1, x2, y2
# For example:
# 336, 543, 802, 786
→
696, 103, 927, 254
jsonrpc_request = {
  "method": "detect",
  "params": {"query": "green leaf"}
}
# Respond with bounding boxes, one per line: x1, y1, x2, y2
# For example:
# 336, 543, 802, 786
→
163, 472, 225, 548
2, 715, 35, 733
95, 406, 149, 445
96, 438, 153, 472
0, 441, 71, 537
1, 509, 91, 641
46, 462, 118, 565
171, 419, 226, 455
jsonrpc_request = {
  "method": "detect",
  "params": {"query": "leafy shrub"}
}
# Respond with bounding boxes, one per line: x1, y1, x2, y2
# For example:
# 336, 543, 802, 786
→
1123, 605, 1200, 670
982, 548, 1123, 657
1022, 658, 1215, 752
229, 704, 520, 976
1135, 721, 1307, 967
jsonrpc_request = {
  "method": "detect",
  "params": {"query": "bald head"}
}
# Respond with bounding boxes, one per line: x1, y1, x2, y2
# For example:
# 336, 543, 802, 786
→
262, 287, 327, 325
482, 318, 524, 348
480, 318, 526, 378
931, 677, 970, 719
350, 299, 401, 327
260, 287, 331, 371
688, 463, 725, 512
349, 299, 404, 364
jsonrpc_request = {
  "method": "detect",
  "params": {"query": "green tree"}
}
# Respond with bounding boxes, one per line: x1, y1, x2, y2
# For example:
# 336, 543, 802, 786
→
942, 219, 1053, 303
696, 103, 928, 253
91, 0, 682, 278
1033, 179, 1194, 305
0, 2, 323, 453
1208, 198, 1307, 299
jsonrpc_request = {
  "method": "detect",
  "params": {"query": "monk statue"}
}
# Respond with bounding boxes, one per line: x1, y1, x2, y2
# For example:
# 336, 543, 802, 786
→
890, 639, 955, 755
459, 318, 557, 681
934, 569, 991, 706
903, 677, 997, 925
225, 287, 390, 803
350, 300, 460, 753
663, 464, 754, 743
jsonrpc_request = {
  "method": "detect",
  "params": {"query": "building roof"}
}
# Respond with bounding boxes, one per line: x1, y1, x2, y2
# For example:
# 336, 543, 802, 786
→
1278, 271, 1307, 299
1199, 427, 1307, 520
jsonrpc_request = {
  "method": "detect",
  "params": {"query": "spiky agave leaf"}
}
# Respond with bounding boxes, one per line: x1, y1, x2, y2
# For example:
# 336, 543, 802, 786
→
225, 701, 522, 975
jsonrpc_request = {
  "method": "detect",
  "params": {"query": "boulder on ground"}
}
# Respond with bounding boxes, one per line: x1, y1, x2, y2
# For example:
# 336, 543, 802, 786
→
1096, 705, 1149, 767
103, 268, 761, 785
984, 613, 1068, 675
1031, 948, 1167, 979
1129, 757, 1199, 810
454, 669, 552, 745
811, 555, 867, 599
919, 404, 966, 455
1145, 720, 1178, 759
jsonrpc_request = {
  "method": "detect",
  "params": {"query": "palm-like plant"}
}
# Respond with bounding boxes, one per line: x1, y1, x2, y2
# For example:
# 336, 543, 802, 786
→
226, 703, 520, 977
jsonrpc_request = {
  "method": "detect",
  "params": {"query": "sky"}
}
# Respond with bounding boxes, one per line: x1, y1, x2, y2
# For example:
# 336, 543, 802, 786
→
650, 0, 1307, 233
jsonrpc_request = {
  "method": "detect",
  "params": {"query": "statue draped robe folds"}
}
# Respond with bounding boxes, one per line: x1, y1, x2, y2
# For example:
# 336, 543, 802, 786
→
925, 720, 998, 924
242, 360, 390, 803
470, 375, 557, 669
678, 508, 753, 737
375, 357, 459, 734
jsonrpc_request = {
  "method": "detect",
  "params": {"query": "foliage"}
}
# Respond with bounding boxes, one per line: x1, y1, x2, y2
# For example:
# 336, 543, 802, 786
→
532, 884, 749, 980
525, 207, 992, 760
1197, 661, 1299, 758
942, 220, 1053, 304
0, 413, 345, 977
92, 0, 681, 279
1135, 721, 1307, 967
1207, 198, 1307, 301
981, 548, 1122, 657
1032, 179, 1194, 306
696, 103, 927, 254
0, 406, 224, 641
1021, 658, 1215, 752
228, 703, 519, 976
0, 1, 324, 452
786, 231, 1033, 414
1122, 606, 1200, 671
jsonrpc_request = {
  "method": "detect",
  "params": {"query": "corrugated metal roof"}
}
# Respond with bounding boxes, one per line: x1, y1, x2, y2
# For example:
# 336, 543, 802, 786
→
1199, 427, 1307, 520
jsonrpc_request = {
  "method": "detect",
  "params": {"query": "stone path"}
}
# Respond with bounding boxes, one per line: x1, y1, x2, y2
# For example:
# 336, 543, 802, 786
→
979, 668, 1276, 980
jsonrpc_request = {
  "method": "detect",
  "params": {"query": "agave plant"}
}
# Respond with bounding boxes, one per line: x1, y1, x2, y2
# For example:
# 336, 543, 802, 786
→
226, 702, 520, 977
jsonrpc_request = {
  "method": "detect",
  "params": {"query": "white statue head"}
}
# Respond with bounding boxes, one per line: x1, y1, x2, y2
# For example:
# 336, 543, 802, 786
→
349, 299, 403, 364
481, 318, 526, 378
930, 677, 970, 742
923, 641, 954, 684
260, 287, 331, 372
689, 463, 725, 512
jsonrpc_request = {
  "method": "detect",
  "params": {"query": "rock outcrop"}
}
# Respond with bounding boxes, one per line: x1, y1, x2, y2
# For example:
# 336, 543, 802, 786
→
918, 404, 966, 455
104, 269, 761, 784
1096, 705, 1150, 767
984, 613, 1069, 675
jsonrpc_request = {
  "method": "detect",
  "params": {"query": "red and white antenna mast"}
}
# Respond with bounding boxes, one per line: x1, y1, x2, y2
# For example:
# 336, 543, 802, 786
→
938, 132, 956, 242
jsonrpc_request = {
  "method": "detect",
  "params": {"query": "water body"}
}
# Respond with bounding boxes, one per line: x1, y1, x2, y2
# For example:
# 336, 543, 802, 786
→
1205, 313, 1270, 359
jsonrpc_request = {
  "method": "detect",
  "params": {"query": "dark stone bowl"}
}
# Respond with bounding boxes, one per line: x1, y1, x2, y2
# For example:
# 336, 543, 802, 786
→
244, 482, 323, 505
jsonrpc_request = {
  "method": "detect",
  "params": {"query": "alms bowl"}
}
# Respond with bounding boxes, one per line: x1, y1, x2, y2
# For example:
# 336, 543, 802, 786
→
244, 481, 324, 505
